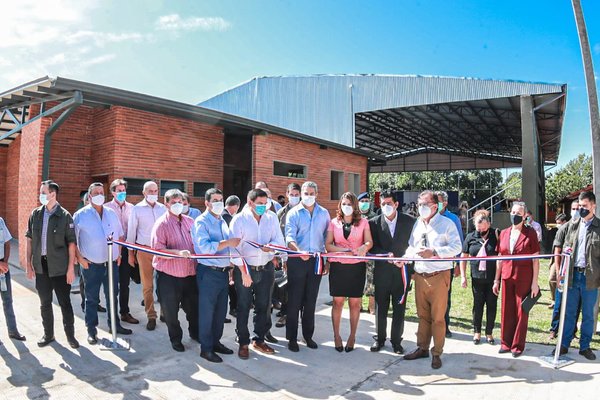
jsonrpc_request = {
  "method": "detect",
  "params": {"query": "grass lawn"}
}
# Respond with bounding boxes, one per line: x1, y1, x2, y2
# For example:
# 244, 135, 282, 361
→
362, 259, 600, 350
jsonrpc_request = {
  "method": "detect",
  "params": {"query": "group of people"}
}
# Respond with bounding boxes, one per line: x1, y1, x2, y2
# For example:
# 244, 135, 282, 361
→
1, 177, 598, 368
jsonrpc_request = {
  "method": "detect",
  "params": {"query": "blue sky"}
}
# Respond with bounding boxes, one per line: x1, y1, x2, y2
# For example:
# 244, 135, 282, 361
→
1, 0, 598, 170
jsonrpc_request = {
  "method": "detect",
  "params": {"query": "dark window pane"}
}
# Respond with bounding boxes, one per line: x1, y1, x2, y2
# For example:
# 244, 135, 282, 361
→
123, 178, 149, 195
273, 161, 306, 178
160, 180, 185, 196
193, 182, 215, 197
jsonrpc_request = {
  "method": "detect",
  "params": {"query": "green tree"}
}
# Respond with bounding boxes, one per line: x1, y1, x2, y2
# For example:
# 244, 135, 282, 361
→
545, 154, 593, 207
502, 171, 522, 199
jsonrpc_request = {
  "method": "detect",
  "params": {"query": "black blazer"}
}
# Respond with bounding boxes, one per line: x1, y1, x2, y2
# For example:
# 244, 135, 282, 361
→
369, 212, 416, 271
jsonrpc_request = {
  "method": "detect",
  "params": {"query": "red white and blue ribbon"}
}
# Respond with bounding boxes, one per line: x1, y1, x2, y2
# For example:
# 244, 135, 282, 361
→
113, 240, 233, 260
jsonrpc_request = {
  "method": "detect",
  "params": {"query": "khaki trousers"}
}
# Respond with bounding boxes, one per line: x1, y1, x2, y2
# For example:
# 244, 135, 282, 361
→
137, 251, 157, 320
414, 270, 450, 356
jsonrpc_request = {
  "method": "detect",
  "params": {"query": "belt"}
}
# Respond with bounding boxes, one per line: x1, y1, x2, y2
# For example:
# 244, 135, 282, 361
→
574, 266, 587, 273
415, 270, 447, 278
206, 265, 232, 273
248, 263, 270, 272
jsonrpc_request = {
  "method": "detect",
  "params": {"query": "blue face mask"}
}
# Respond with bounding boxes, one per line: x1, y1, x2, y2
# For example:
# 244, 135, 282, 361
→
255, 204, 267, 216
116, 192, 127, 203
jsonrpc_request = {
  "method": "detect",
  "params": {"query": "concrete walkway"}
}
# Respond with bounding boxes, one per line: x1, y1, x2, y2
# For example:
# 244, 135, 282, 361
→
1, 240, 599, 400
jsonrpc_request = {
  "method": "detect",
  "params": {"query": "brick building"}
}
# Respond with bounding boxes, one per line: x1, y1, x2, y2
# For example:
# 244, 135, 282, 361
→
0, 77, 371, 267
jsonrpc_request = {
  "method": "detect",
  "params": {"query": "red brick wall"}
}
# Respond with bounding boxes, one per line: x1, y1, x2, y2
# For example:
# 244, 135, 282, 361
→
4, 136, 20, 236
252, 133, 367, 215
0, 147, 6, 220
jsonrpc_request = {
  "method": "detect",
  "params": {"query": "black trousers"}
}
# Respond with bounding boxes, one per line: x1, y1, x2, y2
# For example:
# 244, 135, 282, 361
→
374, 264, 409, 346
471, 279, 498, 335
157, 271, 199, 344
228, 283, 237, 312
286, 258, 322, 341
118, 246, 132, 315
36, 257, 75, 337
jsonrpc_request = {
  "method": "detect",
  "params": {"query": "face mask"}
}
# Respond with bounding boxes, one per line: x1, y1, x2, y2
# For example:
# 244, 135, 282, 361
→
255, 204, 267, 216
579, 207, 591, 219
39, 194, 49, 206
91, 194, 105, 206
288, 195, 300, 206
510, 214, 523, 226
437, 202, 444, 213
419, 205, 432, 219
359, 202, 370, 212
381, 205, 395, 218
182, 205, 190, 214
115, 192, 127, 203
170, 202, 184, 216
211, 201, 224, 215
341, 205, 353, 216
146, 194, 158, 204
525, 216, 531, 224
302, 195, 316, 207
479, 229, 489, 236
571, 209, 580, 219
266, 199, 272, 209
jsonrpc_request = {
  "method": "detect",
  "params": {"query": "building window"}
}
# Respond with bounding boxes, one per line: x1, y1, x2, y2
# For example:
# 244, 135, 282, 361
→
160, 180, 185, 196
331, 171, 344, 200
273, 161, 307, 178
193, 182, 216, 197
123, 178, 150, 195
348, 173, 360, 195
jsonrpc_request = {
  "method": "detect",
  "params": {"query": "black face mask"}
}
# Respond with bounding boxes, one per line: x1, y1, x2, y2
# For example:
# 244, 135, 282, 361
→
479, 229, 490, 237
579, 207, 591, 219
510, 214, 523, 226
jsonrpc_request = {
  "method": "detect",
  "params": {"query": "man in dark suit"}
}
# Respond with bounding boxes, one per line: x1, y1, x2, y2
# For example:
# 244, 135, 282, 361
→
369, 190, 415, 354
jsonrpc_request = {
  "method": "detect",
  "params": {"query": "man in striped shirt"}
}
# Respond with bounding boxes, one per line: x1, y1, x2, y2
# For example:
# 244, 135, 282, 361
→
151, 189, 198, 352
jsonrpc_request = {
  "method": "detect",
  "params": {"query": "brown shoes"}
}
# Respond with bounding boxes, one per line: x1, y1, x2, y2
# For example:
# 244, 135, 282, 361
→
403, 347, 430, 360
238, 344, 249, 359
431, 355, 442, 369
253, 341, 275, 354
121, 313, 140, 324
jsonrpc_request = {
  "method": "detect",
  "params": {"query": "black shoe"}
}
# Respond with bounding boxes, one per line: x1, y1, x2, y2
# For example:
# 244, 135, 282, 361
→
200, 351, 223, 363
392, 344, 404, 354
172, 342, 185, 352
511, 351, 523, 358
97, 304, 107, 313
579, 348, 596, 360
304, 338, 318, 349
8, 332, 26, 341
146, 319, 156, 331
87, 334, 98, 345
159, 312, 165, 323
552, 346, 568, 356
37, 335, 55, 347
445, 330, 452, 338
224, 318, 232, 324
498, 347, 511, 354
344, 345, 354, 353
109, 326, 133, 335
265, 333, 278, 344
370, 341, 384, 352
275, 315, 287, 328
288, 340, 299, 352
229, 309, 237, 318
66, 336, 80, 349
213, 342, 234, 355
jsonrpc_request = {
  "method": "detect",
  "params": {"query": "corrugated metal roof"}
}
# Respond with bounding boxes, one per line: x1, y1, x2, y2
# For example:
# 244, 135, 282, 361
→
199, 74, 565, 148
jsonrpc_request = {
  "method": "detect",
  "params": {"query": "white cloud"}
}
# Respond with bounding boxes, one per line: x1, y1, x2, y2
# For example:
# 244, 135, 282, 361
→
155, 14, 231, 32
594, 43, 600, 55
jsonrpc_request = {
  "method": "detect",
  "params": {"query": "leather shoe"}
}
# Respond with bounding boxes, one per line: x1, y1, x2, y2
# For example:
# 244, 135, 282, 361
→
579, 348, 596, 360
37, 335, 55, 347
200, 351, 223, 363
253, 341, 275, 354
238, 344, 250, 359
265, 333, 278, 344
275, 315, 286, 328
403, 347, 429, 360
392, 344, 404, 354
8, 332, 26, 341
288, 340, 299, 352
146, 319, 156, 331
172, 342, 185, 352
431, 355, 442, 369
370, 341, 384, 352
224, 318, 232, 324
498, 347, 511, 354
445, 330, 452, 338
110, 326, 133, 335
552, 346, 568, 356
97, 304, 106, 313
66, 336, 80, 349
304, 338, 318, 349
87, 334, 98, 345
213, 342, 234, 355
121, 313, 139, 324
512, 351, 523, 358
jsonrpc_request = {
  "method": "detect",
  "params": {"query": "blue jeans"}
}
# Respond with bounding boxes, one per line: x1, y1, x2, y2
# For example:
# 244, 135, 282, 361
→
82, 262, 121, 335
197, 265, 229, 353
1, 269, 18, 334
550, 287, 581, 334
561, 270, 599, 351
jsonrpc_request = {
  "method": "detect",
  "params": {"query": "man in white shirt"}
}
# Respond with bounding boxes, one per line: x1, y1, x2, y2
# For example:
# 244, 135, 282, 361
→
400, 190, 462, 369
526, 210, 543, 243
127, 181, 166, 330
230, 189, 285, 359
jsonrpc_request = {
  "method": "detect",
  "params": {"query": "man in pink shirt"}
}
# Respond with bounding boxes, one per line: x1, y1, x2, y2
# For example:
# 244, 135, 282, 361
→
151, 189, 199, 352
104, 179, 139, 325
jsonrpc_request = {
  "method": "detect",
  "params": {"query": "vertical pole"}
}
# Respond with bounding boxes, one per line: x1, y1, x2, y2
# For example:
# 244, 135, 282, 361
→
107, 238, 117, 344
553, 253, 571, 366
521, 95, 540, 220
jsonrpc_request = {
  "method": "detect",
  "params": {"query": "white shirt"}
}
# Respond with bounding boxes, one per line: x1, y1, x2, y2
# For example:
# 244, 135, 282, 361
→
509, 228, 521, 254
404, 213, 462, 273
384, 212, 398, 237
0, 217, 12, 260
575, 218, 592, 267
230, 208, 285, 267
127, 199, 167, 246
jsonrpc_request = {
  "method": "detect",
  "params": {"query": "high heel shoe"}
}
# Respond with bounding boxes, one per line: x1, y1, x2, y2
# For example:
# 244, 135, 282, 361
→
334, 337, 344, 352
345, 337, 355, 352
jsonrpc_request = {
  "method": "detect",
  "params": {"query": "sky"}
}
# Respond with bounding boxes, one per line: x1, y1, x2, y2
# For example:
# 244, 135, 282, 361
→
0, 0, 598, 170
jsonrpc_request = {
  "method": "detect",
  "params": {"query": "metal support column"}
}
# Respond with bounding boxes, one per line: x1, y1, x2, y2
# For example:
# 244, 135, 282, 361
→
520, 95, 541, 221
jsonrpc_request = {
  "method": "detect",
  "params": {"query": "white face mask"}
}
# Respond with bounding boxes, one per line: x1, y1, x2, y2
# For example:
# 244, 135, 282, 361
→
91, 194, 105, 206
211, 201, 224, 215
571, 209, 580, 219
39, 194, 49, 206
182, 205, 190, 214
288, 195, 300, 206
146, 194, 158, 204
302, 195, 316, 207
341, 205, 353, 216
382, 204, 395, 218
170, 202, 184, 216
419, 205, 432, 219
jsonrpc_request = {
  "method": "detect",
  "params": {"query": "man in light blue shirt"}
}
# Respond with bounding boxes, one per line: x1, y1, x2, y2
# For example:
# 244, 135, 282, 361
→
192, 188, 240, 363
74, 182, 132, 345
284, 181, 330, 352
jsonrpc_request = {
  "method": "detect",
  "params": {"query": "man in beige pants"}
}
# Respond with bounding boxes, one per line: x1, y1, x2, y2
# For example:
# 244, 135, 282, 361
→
127, 181, 166, 330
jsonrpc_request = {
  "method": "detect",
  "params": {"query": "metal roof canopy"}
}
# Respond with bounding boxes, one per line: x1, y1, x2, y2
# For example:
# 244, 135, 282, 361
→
200, 75, 567, 172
